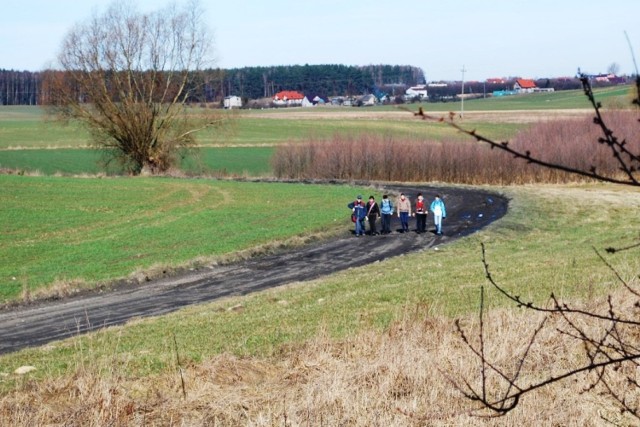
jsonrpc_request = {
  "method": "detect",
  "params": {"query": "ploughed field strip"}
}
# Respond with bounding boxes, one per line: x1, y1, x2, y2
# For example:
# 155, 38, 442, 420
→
0, 185, 507, 354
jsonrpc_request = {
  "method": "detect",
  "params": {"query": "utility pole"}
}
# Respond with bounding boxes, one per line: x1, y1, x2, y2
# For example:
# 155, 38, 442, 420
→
460, 65, 466, 119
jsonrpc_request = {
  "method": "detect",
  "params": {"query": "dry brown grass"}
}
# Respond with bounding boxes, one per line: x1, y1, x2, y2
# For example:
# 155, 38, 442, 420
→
254, 108, 592, 124
2, 289, 636, 426
272, 110, 640, 186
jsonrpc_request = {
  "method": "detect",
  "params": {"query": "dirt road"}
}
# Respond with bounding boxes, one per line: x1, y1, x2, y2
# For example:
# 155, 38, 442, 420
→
0, 184, 507, 354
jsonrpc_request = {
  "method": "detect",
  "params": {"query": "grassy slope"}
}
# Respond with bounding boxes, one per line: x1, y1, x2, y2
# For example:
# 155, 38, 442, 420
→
0, 176, 369, 302
1, 183, 639, 388
430, 84, 632, 111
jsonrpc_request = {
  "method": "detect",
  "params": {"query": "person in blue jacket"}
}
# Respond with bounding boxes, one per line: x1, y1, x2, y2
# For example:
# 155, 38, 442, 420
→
348, 195, 367, 236
429, 194, 447, 235
379, 194, 394, 234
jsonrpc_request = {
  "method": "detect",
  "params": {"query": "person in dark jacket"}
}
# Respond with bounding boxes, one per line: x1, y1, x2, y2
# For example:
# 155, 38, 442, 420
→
347, 195, 367, 236
365, 195, 380, 235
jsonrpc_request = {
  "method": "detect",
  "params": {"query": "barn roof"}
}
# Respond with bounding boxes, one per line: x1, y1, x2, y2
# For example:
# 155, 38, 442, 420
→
274, 90, 305, 100
515, 79, 537, 89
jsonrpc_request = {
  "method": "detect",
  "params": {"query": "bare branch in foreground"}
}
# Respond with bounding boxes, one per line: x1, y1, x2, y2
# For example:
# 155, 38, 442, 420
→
407, 73, 640, 419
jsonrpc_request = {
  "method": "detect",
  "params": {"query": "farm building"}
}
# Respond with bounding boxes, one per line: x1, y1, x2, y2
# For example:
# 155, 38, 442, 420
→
301, 95, 326, 107
273, 90, 305, 106
405, 84, 428, 99
223, 95, 242, 109
513, 79, 537, 93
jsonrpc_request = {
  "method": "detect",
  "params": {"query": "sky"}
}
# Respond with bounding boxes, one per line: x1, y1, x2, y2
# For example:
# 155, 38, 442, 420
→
2, 0, 639, 82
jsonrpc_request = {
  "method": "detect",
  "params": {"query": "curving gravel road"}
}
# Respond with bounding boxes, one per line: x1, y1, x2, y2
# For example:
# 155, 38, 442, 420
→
0, 184, 507, 354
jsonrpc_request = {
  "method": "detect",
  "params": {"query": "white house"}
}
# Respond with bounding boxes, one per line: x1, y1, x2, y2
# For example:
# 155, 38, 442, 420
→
223, 95, 242, 109
513, 79, 537, 93
273, 90, 305, 106
405, 84, 428, 100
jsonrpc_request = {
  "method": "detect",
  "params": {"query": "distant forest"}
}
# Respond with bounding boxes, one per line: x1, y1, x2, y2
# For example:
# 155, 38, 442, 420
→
0, 64, 425, 106
219, 64, 425, 99
2, 64, 627, 106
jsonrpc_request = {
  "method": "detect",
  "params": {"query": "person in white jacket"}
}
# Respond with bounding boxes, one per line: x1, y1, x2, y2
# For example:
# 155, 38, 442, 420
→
429, 194, 447, 235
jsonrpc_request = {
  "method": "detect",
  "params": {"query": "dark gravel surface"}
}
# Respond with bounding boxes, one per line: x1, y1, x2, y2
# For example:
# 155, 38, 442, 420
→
0, 184, 507, 354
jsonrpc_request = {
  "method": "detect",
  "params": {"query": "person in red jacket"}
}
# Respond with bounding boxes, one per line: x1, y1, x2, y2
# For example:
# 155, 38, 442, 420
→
414, 192, 427, 234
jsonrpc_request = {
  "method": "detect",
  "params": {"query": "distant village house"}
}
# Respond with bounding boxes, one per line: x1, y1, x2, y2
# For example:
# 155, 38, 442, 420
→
513, 78, 555, 94
273, 90, 305, 106
405, 84, 428, 100
513, 79, 537, 93
302, 95, 326, 107
223, 95, 242, 109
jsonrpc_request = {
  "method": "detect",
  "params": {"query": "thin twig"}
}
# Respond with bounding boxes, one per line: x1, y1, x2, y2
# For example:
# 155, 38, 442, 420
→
173, 333, 187, 400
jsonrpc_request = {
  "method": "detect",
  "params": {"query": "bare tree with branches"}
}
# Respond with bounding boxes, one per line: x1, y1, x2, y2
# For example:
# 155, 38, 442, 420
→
409, 74, 640, 420
43, 0, 221, 175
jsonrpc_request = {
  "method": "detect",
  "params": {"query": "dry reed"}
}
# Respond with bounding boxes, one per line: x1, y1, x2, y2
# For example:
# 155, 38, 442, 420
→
272, 111, 639, 185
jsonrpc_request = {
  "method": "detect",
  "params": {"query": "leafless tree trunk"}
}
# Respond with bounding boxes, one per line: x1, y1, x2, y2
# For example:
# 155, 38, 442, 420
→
43, 0, 222, 175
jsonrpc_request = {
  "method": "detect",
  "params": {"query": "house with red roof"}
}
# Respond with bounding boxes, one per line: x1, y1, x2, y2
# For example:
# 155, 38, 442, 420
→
273, 90, 305, 106
513, 79, 537, 93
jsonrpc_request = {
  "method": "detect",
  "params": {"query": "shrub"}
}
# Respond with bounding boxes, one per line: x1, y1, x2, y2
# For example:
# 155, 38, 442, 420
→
272, 111, 639, 185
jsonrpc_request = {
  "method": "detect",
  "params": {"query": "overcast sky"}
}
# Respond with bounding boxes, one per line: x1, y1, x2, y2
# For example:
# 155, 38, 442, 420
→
2, 0, 639, 81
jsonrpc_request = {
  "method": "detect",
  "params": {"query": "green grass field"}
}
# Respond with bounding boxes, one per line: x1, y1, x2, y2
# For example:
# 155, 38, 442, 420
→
423, 84, 633, 111
0, 147, 275, 176
0, 105, 523, 149
0, 175, 369, 302
1, 183, 638, 387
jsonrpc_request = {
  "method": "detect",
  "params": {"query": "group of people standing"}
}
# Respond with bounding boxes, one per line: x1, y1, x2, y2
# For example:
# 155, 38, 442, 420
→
348, 192, 446, 237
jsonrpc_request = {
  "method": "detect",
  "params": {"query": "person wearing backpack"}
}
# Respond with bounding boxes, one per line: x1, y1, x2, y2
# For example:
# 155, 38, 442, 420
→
430, 194, 447, 235
348, 195, 367, 236
365, 195, 381, 235
379, 194, 394, 234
